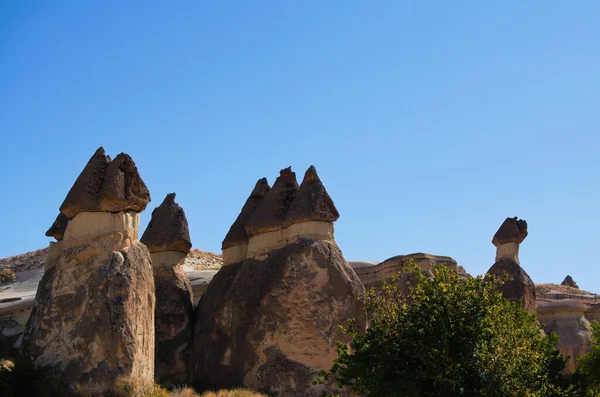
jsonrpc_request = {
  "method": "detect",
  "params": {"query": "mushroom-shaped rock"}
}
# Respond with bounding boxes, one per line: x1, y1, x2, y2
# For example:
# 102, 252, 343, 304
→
222, 178, 270, 250
492, 217, 528, 247
45, 213, 70, 241
141, 193, 191, 254
561, 275, 579, 289
486, 259, 536, 313
60, 147, 150, 218
285, 165, 339, 226
245, 167, 299, 237
140, 193, 194, 386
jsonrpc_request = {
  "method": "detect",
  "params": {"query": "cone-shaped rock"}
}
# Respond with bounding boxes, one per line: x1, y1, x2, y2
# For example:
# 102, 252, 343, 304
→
60, 147, 150, 218
486, 259, 536, 313
141, 193, 192, 254
492, 217, 528, 247
561, 275, 579, 289
285, 165, 339, 226
246, 167, 299, 237
45, 213, 70, 241
222, 178, 270, 250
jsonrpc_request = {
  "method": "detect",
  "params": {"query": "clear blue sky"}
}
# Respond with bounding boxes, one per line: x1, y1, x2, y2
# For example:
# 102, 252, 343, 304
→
1, 2, 599, 291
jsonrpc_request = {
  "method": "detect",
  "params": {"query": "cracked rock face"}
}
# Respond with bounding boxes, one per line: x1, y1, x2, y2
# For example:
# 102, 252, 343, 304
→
22, 234, 155, 396
191, 239, 366, 396
59, 147, 150, 218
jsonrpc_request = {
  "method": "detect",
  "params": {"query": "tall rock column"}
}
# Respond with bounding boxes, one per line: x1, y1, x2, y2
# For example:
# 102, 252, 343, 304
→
141, 193, 194, 386
22, 147, 155, 396
486, 217, 536, 313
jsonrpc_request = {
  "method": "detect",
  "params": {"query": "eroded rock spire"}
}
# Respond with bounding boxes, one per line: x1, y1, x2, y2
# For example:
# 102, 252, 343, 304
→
141, 193, 191, 254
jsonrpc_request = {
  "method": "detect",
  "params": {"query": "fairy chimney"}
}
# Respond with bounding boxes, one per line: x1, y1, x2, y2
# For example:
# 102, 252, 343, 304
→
221, 178, 270, 265
22, 147, 155, 395
492, 217, 528, 264
141, 193, 194, 387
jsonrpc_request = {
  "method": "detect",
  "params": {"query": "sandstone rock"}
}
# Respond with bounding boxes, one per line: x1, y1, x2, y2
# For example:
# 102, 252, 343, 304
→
191, 239, 366, 396
141, 193, 194, 386
60, 147, 150, 218
141, 193, 192, 253
222, 178, 270, 265
284, 166, 339, 226
537, 299, 592, 373
561, 275, 579, 289
353, 253, 458, 290
492, 217, 528, 247
486, 259, 536, 313
151, 251, 194, 387
45, 213, 70, 241
22, 226, 155, 396
245, 167, 299, 237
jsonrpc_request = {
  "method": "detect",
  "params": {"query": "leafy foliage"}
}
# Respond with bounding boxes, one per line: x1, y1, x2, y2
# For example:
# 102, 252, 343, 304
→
578, 321, 600, 396
319, 262, 573, 397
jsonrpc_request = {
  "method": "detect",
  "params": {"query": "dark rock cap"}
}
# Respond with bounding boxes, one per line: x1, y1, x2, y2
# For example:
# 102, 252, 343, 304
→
59, 147, 151, 218
285, 165, 339, 226
561, 275, 579, 289
141, 193, 192, 254
45, 213, 70, 241
245, 167, 299, 237
222, 178, 270, 250
492, 217, 528, 247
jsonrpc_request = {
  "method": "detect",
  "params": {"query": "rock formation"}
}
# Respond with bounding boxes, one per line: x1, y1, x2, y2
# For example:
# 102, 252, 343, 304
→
223, 166, 339, 265
351, 253, 458, 290
537, 299, 600, 373
191, 239, 366, 396
486, 217, 536, 313
45, 213, 70, 241
561, 275, 579, 289
22, 147, 155, 396
194, 167, 361, 396
140, 193, 194, 387
221, 178, 270, 265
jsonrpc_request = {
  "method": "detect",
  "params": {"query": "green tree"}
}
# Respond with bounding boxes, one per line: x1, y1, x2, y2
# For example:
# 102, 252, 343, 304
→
320, 262, 572, 397
578, 320, 600, 396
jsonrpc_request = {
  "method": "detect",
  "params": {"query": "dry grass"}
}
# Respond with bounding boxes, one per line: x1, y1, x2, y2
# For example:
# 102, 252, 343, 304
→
169, 386, 268, 397
0, 267, 16, 284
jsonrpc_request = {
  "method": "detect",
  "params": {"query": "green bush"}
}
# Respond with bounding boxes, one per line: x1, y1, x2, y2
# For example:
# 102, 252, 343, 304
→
577, 321, 600, 396
318, 262, 574, 397
0, 268, 16, 284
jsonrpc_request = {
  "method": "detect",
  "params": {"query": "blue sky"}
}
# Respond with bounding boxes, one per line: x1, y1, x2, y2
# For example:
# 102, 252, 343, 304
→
1, 2, 599, 291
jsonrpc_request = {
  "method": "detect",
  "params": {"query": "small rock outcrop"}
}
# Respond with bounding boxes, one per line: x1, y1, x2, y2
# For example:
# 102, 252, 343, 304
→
141, 193, 194, 386
22, 147, 155, 396
191, 239, 366, 396
487, 217, 535, 313
561, 275, 579, 289
221, 178, 270, 265
223, 166, 338, 264
45, 213, 70, 241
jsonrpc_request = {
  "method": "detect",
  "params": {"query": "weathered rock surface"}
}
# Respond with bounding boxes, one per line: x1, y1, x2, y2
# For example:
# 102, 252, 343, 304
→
352, 253, 458, 290
60, 147, 150, 218
22, 224, 155, 396
152, 251, 194, 387
222, 178, 270, 249
142, 193, 194, 386
45, 213, 70, 241
492, 217, 528, 246
245, 167, 299, 237
537, 299, 600, 373
191, 239, 366, 396
141, 193, 192, 253
284, 166, 339, 226
486, 259, 536, 313
561, 275, 579, 289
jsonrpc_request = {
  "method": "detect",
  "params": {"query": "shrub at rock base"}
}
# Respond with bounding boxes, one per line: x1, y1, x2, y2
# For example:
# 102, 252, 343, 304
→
319, 262, 574, 397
